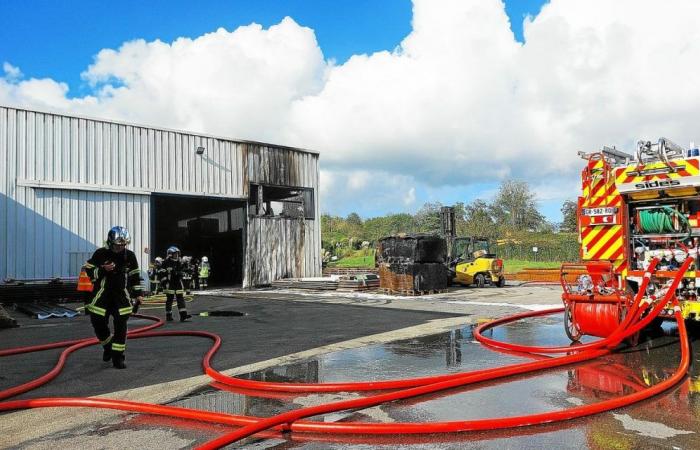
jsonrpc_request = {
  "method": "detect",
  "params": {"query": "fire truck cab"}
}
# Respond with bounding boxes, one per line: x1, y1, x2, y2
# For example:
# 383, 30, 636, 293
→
576, 137, 700, 324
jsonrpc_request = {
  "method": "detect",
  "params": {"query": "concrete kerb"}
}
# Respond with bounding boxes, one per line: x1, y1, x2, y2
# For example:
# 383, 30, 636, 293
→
0, 315, 472, 447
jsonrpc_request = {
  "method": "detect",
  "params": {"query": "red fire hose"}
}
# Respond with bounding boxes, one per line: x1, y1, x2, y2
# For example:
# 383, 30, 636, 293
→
0, 258, 692, 449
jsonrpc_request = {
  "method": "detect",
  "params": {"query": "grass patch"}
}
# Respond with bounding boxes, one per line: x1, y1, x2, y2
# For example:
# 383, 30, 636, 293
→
329, 249, 376, 268
503, 259, 562, 273
333, 255, 375, 268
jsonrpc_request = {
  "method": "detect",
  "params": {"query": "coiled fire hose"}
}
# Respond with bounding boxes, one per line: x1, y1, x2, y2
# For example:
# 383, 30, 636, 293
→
0, 257, 691, 449
639, 206, 690, 236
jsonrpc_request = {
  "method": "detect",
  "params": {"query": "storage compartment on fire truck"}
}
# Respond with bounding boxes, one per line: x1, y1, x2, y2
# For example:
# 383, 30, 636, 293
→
626, 196, 700, 307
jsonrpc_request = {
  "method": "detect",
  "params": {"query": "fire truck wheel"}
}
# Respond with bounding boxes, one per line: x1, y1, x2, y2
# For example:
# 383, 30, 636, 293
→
564, 305, 582, 342
496, 276, 506, 288
474, 273, 486, 288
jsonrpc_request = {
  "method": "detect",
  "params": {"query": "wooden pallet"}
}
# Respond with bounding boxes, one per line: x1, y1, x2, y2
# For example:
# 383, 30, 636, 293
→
378, 288, 448, 296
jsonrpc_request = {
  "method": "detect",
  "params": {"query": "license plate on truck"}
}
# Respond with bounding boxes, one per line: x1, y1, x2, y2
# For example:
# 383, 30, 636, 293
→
582, 207, 617, 216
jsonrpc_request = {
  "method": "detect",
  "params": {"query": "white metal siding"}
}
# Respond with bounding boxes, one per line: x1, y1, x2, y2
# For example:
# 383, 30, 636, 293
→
7, 108, 247, 197
1, 105, 320, 286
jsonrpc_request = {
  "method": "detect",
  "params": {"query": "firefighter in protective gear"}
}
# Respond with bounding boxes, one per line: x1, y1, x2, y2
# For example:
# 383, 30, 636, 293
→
199, 256, 211, 290
181, 256, 194, 294
148, 257, 164, 294
83, 226, 144, 369
159, 246, 191, 322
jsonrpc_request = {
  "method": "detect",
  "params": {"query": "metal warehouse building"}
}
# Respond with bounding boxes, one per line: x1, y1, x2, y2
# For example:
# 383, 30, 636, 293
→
0, 105, 321, 288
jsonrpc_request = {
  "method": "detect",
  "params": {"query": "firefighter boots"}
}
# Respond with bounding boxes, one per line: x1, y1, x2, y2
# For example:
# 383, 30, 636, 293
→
102, 344, 112, 362
166, 312, 174, 322
180, 311, 192, 322
112, 353, 126, 369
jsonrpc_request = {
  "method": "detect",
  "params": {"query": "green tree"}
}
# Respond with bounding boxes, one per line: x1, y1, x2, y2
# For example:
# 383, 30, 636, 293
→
489, 180, 545, 231
464, 199, 496, 237
415, 202, 442, 233
560, 200, 578, 232
346, 212, 363, 227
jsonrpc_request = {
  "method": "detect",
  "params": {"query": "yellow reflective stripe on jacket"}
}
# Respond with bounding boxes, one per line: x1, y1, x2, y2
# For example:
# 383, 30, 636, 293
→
111, 343, 126, 352
128, 269, 140, 276
91, 279, 106, 305
87, 304, 107, 316
84, 263, 96, 269
118, 306, 133, 316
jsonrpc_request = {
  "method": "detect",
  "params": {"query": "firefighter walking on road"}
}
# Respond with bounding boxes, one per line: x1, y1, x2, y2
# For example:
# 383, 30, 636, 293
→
159, 246, 192, 322
83, 226, 144, 369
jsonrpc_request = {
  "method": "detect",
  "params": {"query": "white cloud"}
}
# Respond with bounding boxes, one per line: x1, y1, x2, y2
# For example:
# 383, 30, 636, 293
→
2, 62, 22, 81
3, 0, 700, 218
403, 187, 416, 206
347, 171, 372, 191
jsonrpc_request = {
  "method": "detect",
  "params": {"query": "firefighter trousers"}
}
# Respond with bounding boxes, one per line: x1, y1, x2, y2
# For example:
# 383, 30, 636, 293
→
165, 293, 187, 314
90, 305, 129, 356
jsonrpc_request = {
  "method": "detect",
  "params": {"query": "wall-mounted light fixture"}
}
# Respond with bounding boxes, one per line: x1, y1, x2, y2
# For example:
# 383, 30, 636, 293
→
196, 146, 206, 155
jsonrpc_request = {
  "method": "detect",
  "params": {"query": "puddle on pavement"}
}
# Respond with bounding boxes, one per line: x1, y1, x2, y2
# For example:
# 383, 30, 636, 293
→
161, 316, 700, 449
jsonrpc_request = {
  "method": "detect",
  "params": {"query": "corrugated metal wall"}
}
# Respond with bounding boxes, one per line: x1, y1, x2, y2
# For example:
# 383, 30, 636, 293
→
245, 218, 320, 285
0, 105, 320, 286
244, 145, 321, 286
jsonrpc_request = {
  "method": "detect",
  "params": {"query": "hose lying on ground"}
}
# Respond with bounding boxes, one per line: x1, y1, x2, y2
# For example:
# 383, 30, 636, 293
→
0, 257, 691, 449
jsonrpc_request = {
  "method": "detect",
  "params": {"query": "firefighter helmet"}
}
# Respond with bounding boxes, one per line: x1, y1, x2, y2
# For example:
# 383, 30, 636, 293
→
167, 246, 180, 257
155, 257, 164, 264
201, 256, 208, 263
107, 226, 131, 247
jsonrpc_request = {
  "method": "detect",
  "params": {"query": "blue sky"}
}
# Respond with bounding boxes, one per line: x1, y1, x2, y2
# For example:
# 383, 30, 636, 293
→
0, 0, 545, 95
1, 0, 569, 221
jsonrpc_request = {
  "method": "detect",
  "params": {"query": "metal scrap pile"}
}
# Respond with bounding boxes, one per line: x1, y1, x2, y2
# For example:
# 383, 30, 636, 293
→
377, 234, 448, 294
0, 304, 18, 328
337, 274, 380, 291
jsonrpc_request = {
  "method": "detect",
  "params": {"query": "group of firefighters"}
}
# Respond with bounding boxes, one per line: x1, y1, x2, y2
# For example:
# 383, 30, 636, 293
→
82, 225, 211, 369
148, 252, 210, 295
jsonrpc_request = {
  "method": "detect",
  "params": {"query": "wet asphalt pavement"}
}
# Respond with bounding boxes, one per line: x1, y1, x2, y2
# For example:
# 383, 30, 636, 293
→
4, 287, 700, 449
0, 295, 456, 400
161, 318, 700, 450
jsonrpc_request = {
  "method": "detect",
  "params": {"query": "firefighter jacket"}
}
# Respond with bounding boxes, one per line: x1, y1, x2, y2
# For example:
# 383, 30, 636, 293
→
159, 257, 186, 294
199, 262, 210, 278
83, 248, 144, 317
148, 265, 160, 283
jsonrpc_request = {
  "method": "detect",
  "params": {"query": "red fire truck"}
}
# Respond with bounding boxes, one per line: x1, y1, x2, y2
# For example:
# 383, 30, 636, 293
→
562, 137, 700, 341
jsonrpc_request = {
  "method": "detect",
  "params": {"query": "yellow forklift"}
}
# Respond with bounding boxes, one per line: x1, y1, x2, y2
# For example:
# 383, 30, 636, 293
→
450, 237, 506, 288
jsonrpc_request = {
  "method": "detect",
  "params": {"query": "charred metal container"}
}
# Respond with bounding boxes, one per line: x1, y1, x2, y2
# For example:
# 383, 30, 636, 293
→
377, 234, 448, 293
377, 234, 447, 264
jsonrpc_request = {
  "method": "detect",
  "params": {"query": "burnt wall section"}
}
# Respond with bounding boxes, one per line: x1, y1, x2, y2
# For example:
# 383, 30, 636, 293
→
244, 217, 320, 286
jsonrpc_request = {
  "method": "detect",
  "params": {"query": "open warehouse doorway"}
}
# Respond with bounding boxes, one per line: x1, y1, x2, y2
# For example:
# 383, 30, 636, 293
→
150, 194, 246, 287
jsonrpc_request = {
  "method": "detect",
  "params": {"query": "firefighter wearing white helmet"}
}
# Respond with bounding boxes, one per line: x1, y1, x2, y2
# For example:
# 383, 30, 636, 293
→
82, 226, 144, 369
148, 256, 164, 294
199, 256, 211, 290
158, 246, 191, 322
